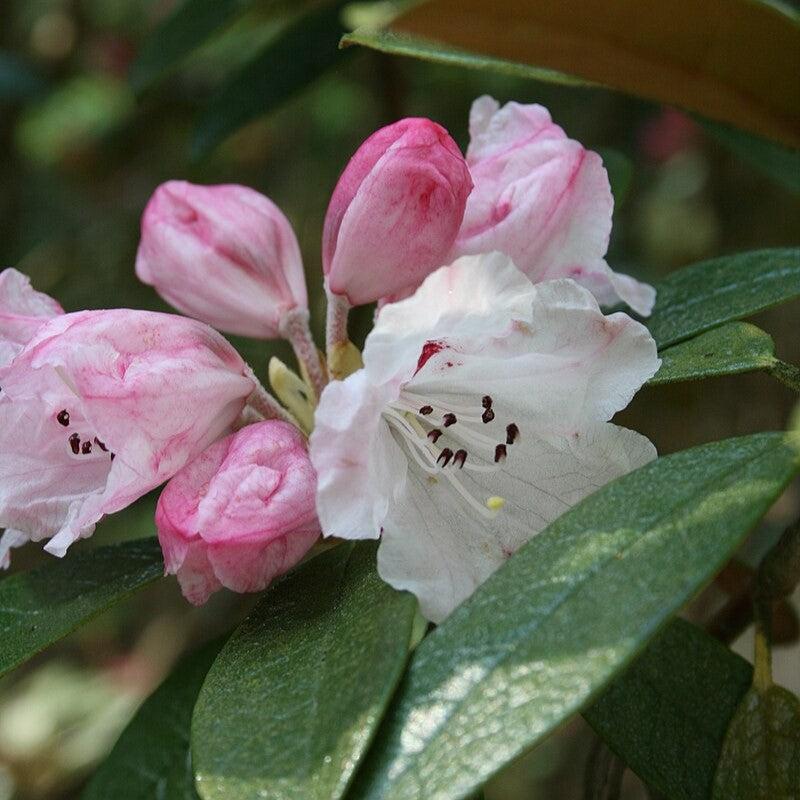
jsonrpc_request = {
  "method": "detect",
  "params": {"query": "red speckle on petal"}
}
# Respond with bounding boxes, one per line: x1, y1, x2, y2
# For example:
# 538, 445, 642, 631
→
416, 339, 447, 373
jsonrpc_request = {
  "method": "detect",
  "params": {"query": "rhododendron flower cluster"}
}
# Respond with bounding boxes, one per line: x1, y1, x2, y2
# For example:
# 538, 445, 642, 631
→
0, 96, 658, 618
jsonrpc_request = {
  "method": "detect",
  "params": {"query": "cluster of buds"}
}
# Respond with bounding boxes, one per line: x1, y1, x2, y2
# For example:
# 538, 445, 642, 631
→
0, 97, 655, 610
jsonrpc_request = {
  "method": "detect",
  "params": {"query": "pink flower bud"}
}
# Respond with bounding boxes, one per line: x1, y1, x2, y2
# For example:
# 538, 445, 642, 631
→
0, 268, 63, 367
322, 118, 473, 306
136, 181, 308, 338
155, 421, 319, 605
0, 309, 255, 561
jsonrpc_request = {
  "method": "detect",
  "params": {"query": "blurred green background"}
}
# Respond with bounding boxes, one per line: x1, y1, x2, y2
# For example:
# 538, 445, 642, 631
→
1, 1, 798, 798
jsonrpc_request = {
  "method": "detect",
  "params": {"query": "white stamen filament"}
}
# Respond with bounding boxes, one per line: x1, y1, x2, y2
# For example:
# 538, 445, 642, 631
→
383, 406, 499, 519
392, 398, 501, 452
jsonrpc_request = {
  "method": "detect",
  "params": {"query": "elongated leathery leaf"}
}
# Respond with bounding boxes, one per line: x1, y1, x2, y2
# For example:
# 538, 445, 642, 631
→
649, 322, 776, 385
83, 639, 224, 800
192, 0, 352, 157
347, 433, 800, 800
646, 248, 800, 348
585, 619, 752, 800
0, 538, 164, 678
192, 542, 417, 800
346, 0, 800, 146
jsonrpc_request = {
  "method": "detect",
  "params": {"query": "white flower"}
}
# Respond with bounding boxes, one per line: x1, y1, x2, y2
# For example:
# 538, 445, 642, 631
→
310, 253, 660, 622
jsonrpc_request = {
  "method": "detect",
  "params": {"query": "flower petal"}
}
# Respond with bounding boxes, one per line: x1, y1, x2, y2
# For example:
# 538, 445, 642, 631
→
378, 421, 656, 622
366, 253, 538, 386
406, 278, 660, 427
0, 268, 63, 366
455, 97, 655, 315
310, 371, 408, 540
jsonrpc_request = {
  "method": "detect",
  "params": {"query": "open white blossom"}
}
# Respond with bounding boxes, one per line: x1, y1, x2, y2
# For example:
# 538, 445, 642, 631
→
310, 253, 660, 622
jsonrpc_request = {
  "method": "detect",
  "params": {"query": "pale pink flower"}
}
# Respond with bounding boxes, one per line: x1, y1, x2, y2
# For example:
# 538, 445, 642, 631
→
136, 181, 308, 339
155, 420, 319, 605
452, 96, 655, 316
0, 268, 63, 367
311, 253, 659, 622
322, 117, 473, 307
0, 309, 255, 564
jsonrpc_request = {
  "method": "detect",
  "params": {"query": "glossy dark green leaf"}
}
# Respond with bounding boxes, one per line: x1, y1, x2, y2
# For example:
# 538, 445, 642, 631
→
341, 29, 590, 88
646, 248, 800, 348
83, 639, 224, 800
347, 433, 800, 800
649, 322, 776, 385
712, 683, 800, 798
0, 538, 164, 678
585, 619, 752, 800
702, 118, 800, 194
192, 0, 352, 157
192, 542, 418, 800
130, 0, 256, 92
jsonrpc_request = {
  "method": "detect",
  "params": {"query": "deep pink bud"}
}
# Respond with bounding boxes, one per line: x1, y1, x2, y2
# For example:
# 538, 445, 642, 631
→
136, 181, 308, 338
155, 420, 320, 605
322, 118, 472, 306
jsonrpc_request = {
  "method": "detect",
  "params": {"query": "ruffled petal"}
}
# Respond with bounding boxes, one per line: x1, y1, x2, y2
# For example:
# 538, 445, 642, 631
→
0, 268, 63, 367
0, 396, 110, 551
406, 278, 659, 428
365, 253, 538, 386
378, 421, 655, 622
455, 97, 655, 315
310, 371, 408, 540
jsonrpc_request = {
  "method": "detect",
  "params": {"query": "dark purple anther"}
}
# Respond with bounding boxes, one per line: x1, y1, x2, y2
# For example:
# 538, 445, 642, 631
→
482, 408, 495, 424
427, 429, 443, 443
81, 440, 92, 455
494, 444, 507, 463
443, 413, 457, 427
57, 409, 70, 427
482, 395, 493, 409
68, 433, 81, 454
506, 423, 519, 445
419, 405, 433, 415
453, 449, 467, 468
437, 448, 453, 467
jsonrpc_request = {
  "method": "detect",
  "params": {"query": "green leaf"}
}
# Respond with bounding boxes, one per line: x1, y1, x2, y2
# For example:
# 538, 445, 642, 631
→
702, 118, 800, 194
192, 542, 418, 800
646, 248, 800, 348
346, 0, 800, 147
82, 639, 224, 800
192, 0, 352, 157
585, 619, 752, 800
129, 0, 256, 92
712, 683, 800, 798
0, 538, 164, 678
347, 433, 800, 800
341, 29, 590, 88
649, 322, 777, 385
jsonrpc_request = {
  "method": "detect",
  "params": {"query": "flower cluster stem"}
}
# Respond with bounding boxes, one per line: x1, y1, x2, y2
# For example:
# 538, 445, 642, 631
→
281, 308, 327, 401
244, 365, 296, 425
